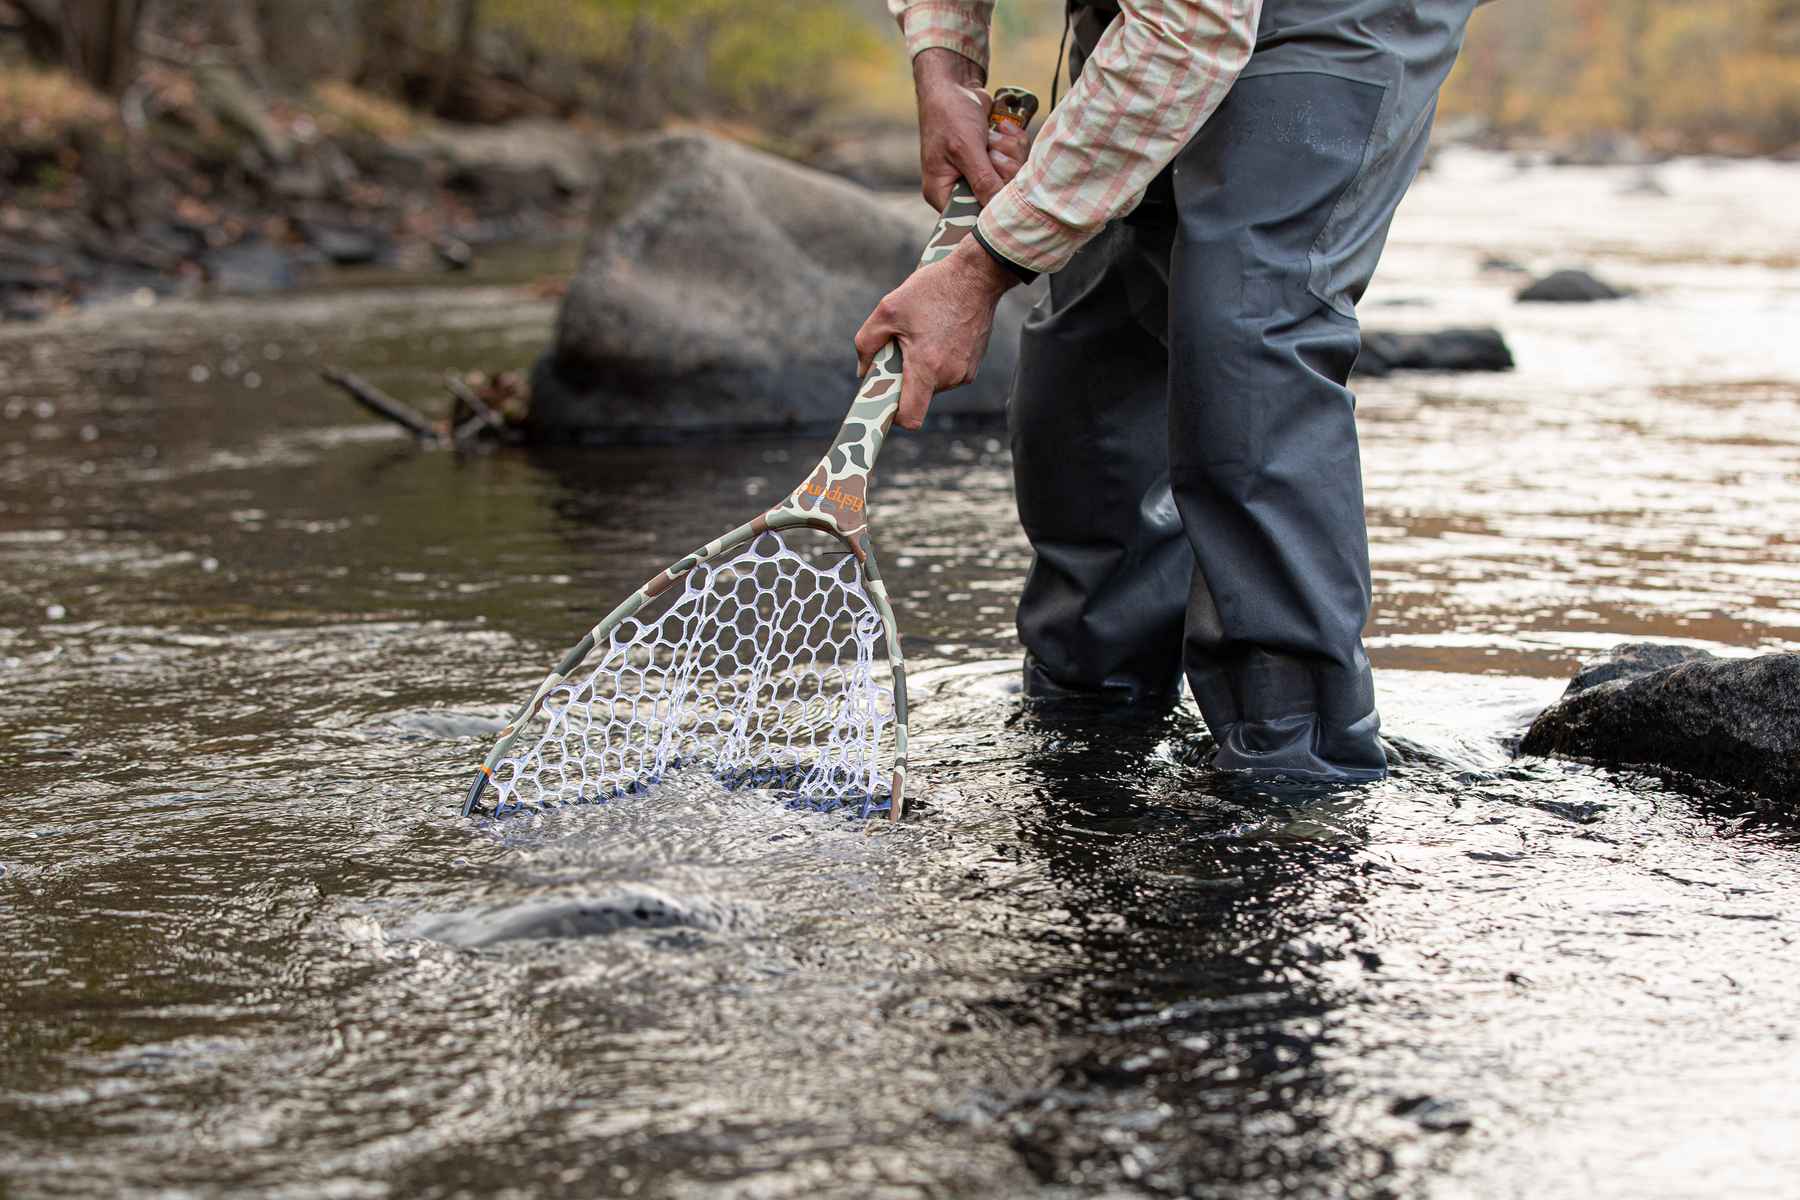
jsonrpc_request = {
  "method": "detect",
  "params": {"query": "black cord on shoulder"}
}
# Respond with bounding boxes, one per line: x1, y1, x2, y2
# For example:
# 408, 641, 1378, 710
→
1050, 2, 1072, 109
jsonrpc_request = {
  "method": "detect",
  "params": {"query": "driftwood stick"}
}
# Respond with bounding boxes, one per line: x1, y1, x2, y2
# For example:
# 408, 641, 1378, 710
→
450, 412, 491, 444
321, 366, 442, 441
445, 375, 507, 436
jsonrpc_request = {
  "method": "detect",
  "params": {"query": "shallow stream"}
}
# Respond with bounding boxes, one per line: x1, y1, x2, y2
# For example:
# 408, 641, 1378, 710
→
3, 152, 1799, 1198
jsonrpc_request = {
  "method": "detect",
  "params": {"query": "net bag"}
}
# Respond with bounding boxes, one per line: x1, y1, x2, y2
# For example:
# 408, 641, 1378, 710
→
487, 533, 897, 816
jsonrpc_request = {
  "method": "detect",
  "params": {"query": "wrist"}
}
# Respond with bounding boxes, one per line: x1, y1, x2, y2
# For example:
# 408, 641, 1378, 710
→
950, 235, 1016, 300
912, 46, 985, 91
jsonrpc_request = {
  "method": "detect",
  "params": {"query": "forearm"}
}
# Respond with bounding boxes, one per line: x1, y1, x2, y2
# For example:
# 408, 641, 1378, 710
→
886, 0, 996, 78
978, 0, 1263, 277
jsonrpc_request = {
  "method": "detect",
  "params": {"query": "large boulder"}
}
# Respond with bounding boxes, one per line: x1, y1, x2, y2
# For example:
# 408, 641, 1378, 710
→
1520, 643, 1800, 811
528, 131, 1035, 440
1354, 327, 1514, 377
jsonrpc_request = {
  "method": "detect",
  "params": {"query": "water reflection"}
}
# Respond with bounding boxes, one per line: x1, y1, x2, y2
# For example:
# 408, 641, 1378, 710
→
946, 704, 1393, 1193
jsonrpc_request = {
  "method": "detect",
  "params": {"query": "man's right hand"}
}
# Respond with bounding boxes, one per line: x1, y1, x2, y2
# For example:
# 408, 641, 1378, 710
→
912, 48, 1027, 210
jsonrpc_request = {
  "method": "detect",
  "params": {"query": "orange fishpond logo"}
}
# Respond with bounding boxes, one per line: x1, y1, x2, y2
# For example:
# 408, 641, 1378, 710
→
804, 481, 864, 513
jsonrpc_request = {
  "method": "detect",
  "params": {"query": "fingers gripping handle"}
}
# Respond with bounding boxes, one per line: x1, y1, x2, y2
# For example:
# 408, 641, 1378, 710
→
915, 87, 1039, 269
849, 87, 1036, 443
778, 87, 1037, 543
857, 85, 1038, 416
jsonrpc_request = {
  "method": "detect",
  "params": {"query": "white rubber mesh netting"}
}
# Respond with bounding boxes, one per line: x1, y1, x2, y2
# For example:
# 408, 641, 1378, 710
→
490, 533, 896, 815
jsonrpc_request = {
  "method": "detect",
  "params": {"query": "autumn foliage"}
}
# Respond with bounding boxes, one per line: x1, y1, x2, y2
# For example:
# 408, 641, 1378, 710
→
1443, 0, 1800, 155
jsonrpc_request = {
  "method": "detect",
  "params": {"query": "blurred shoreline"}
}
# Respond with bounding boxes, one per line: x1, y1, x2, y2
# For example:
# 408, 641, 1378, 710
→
2, 0, 1796, 322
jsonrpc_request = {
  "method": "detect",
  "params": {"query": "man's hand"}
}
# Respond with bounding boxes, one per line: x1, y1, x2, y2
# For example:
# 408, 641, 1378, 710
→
913, 48, 1030, 209
854, 237, 1017, 431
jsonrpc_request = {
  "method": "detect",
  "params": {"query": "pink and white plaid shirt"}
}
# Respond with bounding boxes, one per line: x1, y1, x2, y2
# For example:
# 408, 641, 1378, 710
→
887, 0, 1262, 275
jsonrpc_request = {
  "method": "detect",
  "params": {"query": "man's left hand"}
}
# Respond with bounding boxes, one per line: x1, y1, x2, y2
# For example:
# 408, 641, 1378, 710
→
853, 237, 1017, 431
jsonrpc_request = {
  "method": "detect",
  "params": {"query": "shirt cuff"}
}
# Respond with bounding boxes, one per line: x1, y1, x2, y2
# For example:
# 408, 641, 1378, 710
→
894, 2, 991, 76
971, 225, 1039, 285
976, 184, 1085, 277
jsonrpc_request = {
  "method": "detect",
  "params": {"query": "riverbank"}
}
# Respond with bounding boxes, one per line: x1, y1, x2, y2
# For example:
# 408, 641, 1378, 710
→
0, 61, 608, 319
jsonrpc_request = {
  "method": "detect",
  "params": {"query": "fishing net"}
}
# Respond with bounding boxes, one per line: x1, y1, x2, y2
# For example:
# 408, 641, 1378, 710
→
487, 533, 897, 816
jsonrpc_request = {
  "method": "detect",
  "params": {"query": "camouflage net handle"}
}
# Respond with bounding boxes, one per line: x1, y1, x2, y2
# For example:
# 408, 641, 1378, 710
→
463, 87, 1038, 820
767, 85, 1040, 557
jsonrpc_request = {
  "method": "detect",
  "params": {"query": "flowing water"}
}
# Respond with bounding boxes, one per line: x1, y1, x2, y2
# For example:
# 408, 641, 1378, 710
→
3, 152, 1799, 1198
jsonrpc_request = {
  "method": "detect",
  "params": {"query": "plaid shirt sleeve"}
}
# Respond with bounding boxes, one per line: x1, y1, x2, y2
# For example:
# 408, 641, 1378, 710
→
886, 1, 996, 76
978, 0, 1263, 276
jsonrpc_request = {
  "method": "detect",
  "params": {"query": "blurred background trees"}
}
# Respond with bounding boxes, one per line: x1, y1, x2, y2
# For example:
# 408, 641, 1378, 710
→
2, 0, 1794, 154
0, 0, 875, 128
1444, 0, 1800, 155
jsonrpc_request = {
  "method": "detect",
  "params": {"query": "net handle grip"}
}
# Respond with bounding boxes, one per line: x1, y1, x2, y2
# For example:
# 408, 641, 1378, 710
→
916, 86, 1040, 270
771, 86, 1039, 544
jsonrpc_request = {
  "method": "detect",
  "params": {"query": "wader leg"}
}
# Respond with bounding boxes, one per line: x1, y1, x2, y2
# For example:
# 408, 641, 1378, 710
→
1011, 222, 1188, 706
1168, 2, 1476, 779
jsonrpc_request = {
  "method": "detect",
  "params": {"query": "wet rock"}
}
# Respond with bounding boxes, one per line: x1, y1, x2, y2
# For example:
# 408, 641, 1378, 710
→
433, 237, 474, 271
419, 886, 742, 946
1559, 641, 1716, 697
1, 293, 52, 322
202, 239, 298, 294
1521, 644, 1800, 811
300, 222, 389, 267
272, 154, 337, 202
1390, 1095, 1474, 1134
529, 130, 1035, 440
1516, 268, 1629, 303
0, 252, 61, 321
1355, 327, 1514, 377
135, 221, 206, 262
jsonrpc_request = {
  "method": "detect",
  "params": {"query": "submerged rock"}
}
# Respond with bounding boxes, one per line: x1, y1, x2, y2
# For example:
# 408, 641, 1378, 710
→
419, 886, 744, 946
529, 130, 1034, 440
1516, 268, 1629, 303
1355, 327, 1514, 377
1520, 643, 1800, 811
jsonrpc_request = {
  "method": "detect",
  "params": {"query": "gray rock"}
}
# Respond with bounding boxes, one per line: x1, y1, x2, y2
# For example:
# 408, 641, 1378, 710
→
1559, 640, 1716, 698
808, 122, 926, 191
1355, 327, 1513, 377
413, 119, 601, 196
1520, 644, 1800, 810
529, 131, 1036, 440
1516, 268, 1629, 303
301, 222, 389, 266
202, 239, 298, 294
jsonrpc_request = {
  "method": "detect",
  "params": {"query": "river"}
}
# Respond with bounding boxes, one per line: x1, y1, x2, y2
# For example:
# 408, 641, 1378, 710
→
3, 150, 1798, 1198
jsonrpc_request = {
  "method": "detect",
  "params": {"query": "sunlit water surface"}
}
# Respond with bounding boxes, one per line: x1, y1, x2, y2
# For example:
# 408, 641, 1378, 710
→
3, 152, 1799, 1198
